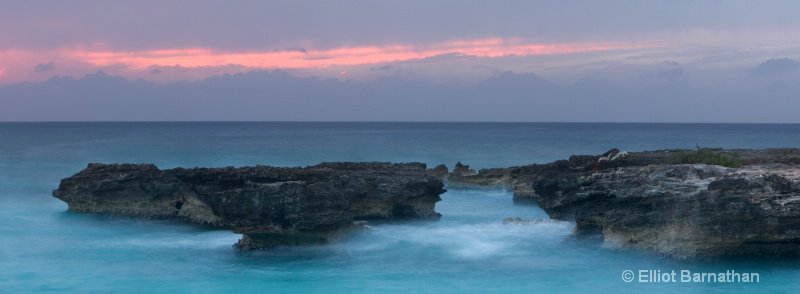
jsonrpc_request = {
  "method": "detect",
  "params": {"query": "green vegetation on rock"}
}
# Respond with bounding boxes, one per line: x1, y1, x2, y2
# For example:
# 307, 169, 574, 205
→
670, 149, 743, 168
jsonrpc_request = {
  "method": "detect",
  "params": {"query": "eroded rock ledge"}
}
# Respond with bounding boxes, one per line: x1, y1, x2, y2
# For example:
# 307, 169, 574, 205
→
436, 148, 800, 258
53, 162, 445, 249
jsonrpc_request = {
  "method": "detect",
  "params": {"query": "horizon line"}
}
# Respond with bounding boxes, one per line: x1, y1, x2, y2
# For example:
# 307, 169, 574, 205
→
1, 121, 799, 125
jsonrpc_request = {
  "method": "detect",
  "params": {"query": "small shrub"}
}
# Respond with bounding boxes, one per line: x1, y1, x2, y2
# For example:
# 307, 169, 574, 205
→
670, 149, 743, 168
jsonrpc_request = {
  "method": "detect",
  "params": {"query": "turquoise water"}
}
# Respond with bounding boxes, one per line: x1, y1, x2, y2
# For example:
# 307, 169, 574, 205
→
2, 122, 800, 292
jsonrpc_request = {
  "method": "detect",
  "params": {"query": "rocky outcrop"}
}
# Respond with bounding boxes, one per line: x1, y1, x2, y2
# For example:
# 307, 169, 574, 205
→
425, 164, 449, 180
53, 148, 800, 257
443, 148, 800, 258
551, 163, 800, 258
53, 162, 445, 249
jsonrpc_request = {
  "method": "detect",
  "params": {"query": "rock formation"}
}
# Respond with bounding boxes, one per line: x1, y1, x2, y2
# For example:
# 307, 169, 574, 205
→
425, 164, 449, 180
53, 162, 445, 249
554, 163, 800, 258
441, 148, 800, 258
52, 148, 800, 258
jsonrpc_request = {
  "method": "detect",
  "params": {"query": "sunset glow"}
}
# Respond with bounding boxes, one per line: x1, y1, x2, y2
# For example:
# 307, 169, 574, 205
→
0, 38, 652, 84
76, 39, 646, 69
2, 1, 800, 123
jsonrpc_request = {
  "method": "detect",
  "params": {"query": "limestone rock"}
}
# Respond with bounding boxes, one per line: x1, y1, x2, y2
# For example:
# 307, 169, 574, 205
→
447, 148, 800, 258
425, 164, 449, 180
53, 162, 445, 249
540, 163, 800, 258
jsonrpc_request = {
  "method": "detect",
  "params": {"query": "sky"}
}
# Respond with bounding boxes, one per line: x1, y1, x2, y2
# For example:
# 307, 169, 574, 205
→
1, 1, 800, 122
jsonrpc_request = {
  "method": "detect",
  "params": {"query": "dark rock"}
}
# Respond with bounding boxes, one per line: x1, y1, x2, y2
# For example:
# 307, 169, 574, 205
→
452, 161, 477, 176
543, 164, 800, 258
601, 148, 620, 158
448, 167, 512, 188
425, 164, 449, 180
446, 148, 800, 258
53, 162, 445, 249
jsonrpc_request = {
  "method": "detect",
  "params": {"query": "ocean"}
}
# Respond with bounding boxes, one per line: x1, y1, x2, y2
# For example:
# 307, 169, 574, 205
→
1, 122, 800, 293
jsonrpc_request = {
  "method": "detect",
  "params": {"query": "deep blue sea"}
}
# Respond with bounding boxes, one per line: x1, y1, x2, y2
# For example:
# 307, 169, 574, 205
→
2, 122, 800, 293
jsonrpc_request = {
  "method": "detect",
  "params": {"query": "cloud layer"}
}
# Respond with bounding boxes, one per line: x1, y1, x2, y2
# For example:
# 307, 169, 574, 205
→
2, 68, 798, 122
749, 58, 799, 76
2, 1, 800, 85
3, 1, 800, 51
1, 1, 800, 122
0, 39, 650, 85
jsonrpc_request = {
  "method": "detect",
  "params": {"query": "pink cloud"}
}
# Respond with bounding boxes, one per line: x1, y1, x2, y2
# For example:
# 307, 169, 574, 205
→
98, 39, 642, 69
75, 38, 648, 69
0, 38, 651, 84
